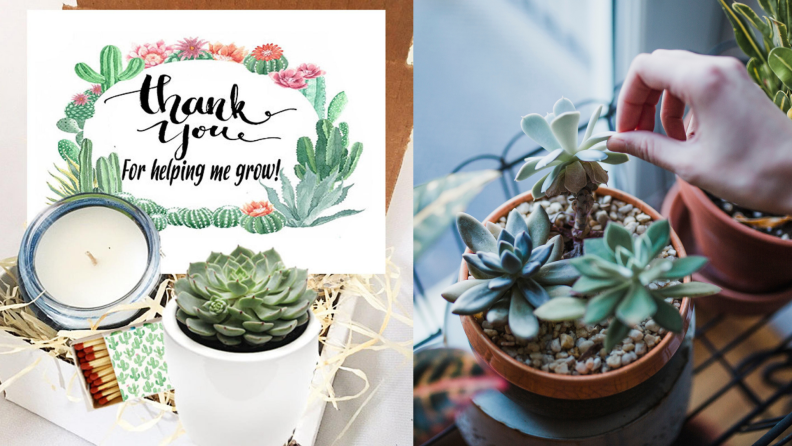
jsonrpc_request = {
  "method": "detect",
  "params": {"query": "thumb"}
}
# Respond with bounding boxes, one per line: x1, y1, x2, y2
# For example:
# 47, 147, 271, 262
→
606, 131, 687, 174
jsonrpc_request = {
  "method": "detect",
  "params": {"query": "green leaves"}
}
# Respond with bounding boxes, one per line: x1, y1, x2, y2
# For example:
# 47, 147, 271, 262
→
414, 170, 501, 259
533, 297, 586, 321
616, 285, 656, 326
769, 47, 792, 89
654, 282, 722, 298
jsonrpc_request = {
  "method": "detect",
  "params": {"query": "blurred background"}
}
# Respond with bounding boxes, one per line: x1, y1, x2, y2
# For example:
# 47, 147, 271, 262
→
414, 0, 735, 345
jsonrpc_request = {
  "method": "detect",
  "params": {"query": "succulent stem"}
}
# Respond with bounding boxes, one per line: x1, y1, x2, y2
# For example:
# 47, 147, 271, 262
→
572, 183, 597, 240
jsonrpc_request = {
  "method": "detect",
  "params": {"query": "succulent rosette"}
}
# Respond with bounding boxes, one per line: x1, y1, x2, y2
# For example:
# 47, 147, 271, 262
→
174, 246, 317, 348
516, 98, 629, 199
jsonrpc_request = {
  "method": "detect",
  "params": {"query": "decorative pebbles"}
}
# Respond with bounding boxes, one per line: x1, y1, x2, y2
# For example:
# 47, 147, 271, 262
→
478, 193, 682, 375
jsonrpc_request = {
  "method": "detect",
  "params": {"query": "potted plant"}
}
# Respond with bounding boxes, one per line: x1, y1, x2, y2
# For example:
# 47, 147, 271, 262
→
671, 1, 792, 303
441, 98, 719, 438
162, 246, 319, 446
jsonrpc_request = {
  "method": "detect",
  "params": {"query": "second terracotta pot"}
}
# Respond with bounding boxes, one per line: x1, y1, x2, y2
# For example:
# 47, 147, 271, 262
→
676, 178, 792, 294
458, 186, 692, 401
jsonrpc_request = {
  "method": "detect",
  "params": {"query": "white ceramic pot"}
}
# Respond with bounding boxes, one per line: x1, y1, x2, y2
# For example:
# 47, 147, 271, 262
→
163, 302, 320, 446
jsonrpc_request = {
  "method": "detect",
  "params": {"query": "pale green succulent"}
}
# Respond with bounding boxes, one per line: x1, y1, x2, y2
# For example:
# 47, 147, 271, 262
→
534, 220, 720, 350
516, 98, 628, 198
174, 246, 317, 348
441, 207, 580, 340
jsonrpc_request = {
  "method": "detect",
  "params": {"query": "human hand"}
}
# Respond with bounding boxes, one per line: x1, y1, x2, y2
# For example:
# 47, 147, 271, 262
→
607, 49, 792, 215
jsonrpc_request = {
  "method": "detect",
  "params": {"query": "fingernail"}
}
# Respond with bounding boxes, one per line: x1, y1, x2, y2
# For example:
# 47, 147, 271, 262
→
607, 136, 625, 152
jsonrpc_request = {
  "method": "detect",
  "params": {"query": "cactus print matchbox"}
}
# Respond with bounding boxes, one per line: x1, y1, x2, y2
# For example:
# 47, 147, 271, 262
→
104, 322, 173, 401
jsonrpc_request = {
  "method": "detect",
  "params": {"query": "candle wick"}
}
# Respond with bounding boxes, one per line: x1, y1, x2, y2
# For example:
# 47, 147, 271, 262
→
85, 251, 98, 266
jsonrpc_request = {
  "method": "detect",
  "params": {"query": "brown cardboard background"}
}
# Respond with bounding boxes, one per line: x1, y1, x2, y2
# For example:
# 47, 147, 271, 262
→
65, 0, 412, 210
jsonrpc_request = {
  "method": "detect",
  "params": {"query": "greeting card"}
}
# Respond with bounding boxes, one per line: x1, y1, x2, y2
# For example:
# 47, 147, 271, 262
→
27, 10, 386, 274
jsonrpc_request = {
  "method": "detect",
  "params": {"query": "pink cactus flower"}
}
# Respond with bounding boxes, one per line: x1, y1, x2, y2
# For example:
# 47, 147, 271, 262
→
72, 93, 89, 105
128, 40, 175, 68
297, 63, 326, 79
90, 84, 103, 95
269, 68, 308, 90
175, 37, 208, 59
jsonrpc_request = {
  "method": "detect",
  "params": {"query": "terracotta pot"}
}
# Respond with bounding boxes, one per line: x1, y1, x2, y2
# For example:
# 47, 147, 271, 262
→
458, 186, 693, 400
676, 177, 792, 293
663, 182, 792, 315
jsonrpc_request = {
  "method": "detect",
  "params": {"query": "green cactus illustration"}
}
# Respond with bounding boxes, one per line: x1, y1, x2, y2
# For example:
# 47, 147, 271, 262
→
239, 213, 285, 234
58, 140, 80, 164
106, 337, 119, 350
56, 118, 81, 134
76, 131, 84, 145
141, 366, 153, 380
144, 323, 159, 331
150, 214, 168, 231
180, 208, 212, 229
300, 76, 326, 119
295, 119, 362, 182
113, 192, 136, 204
112, 350, 122, 362
77, 139, 94, 193
135, 198, 165, 216
155, 346, 165, 357
131, 338, 142, 351
64, 101, 95, 121
117, 359, 130, 371
142, 381, 154, 394
327, 91, 348, 124
74, 45, 144, 93
129, 367, 141, 380
243, 53, 288, 75
128, 383, 140, 396
166, 208, 185, 226
157, 333, 164, 343
120, 388, 128, 400
145, 332, 157, 344
140, 344, 153, 356
161, 362, 168, 373
124, 349, 135, 360
147, 357, 160, 369
116, 371, 129, 383
133, 329, 145, 339
95, 152, 123, 194
212, 205, 243, 228
154, 371, 167, 387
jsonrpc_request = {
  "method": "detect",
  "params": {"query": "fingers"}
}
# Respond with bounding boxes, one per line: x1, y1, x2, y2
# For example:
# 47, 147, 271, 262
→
660, 92, 687, 141
616, 50, 743, 133
606, 131, 688, 174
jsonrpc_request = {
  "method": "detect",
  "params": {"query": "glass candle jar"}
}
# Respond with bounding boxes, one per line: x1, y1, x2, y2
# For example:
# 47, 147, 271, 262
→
18, 193, 161, 330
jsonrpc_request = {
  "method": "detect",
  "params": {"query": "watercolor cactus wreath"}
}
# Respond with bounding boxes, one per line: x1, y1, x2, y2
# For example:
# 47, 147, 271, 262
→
48, 39, 364, 234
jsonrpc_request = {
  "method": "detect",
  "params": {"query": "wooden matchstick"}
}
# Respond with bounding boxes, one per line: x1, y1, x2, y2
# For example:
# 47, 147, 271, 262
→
87, 366, 112, 379
93, 387, 120, 400
90, 374, 117, 386
98, 392, 121, 406
83, 350, 109, 362
74, 338, 104, 350
80, 356, 111, 370
83, 344, 107, 354
91, 379, 118, 393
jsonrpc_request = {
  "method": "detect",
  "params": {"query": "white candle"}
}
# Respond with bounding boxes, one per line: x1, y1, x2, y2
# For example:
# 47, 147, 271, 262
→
34, 206, 149, 308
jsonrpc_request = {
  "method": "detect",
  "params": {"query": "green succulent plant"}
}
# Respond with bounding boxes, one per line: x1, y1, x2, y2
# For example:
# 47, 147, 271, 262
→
262, 169, 363, 228
441, 207, 580, 340
718, 0, 792, 117
174, 246, 317, 348
516, 98, 629, 239
534, 220, 721, 351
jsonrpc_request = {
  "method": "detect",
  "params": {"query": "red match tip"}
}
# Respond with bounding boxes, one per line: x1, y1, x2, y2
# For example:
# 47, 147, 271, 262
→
80, 363, 92, 370
89, 373, 98, 380
90, 387, 100, 394
74, 343, 84, 350
77, 351, 85, 358
98, 397, 109, 405
93, 392, 102, 400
